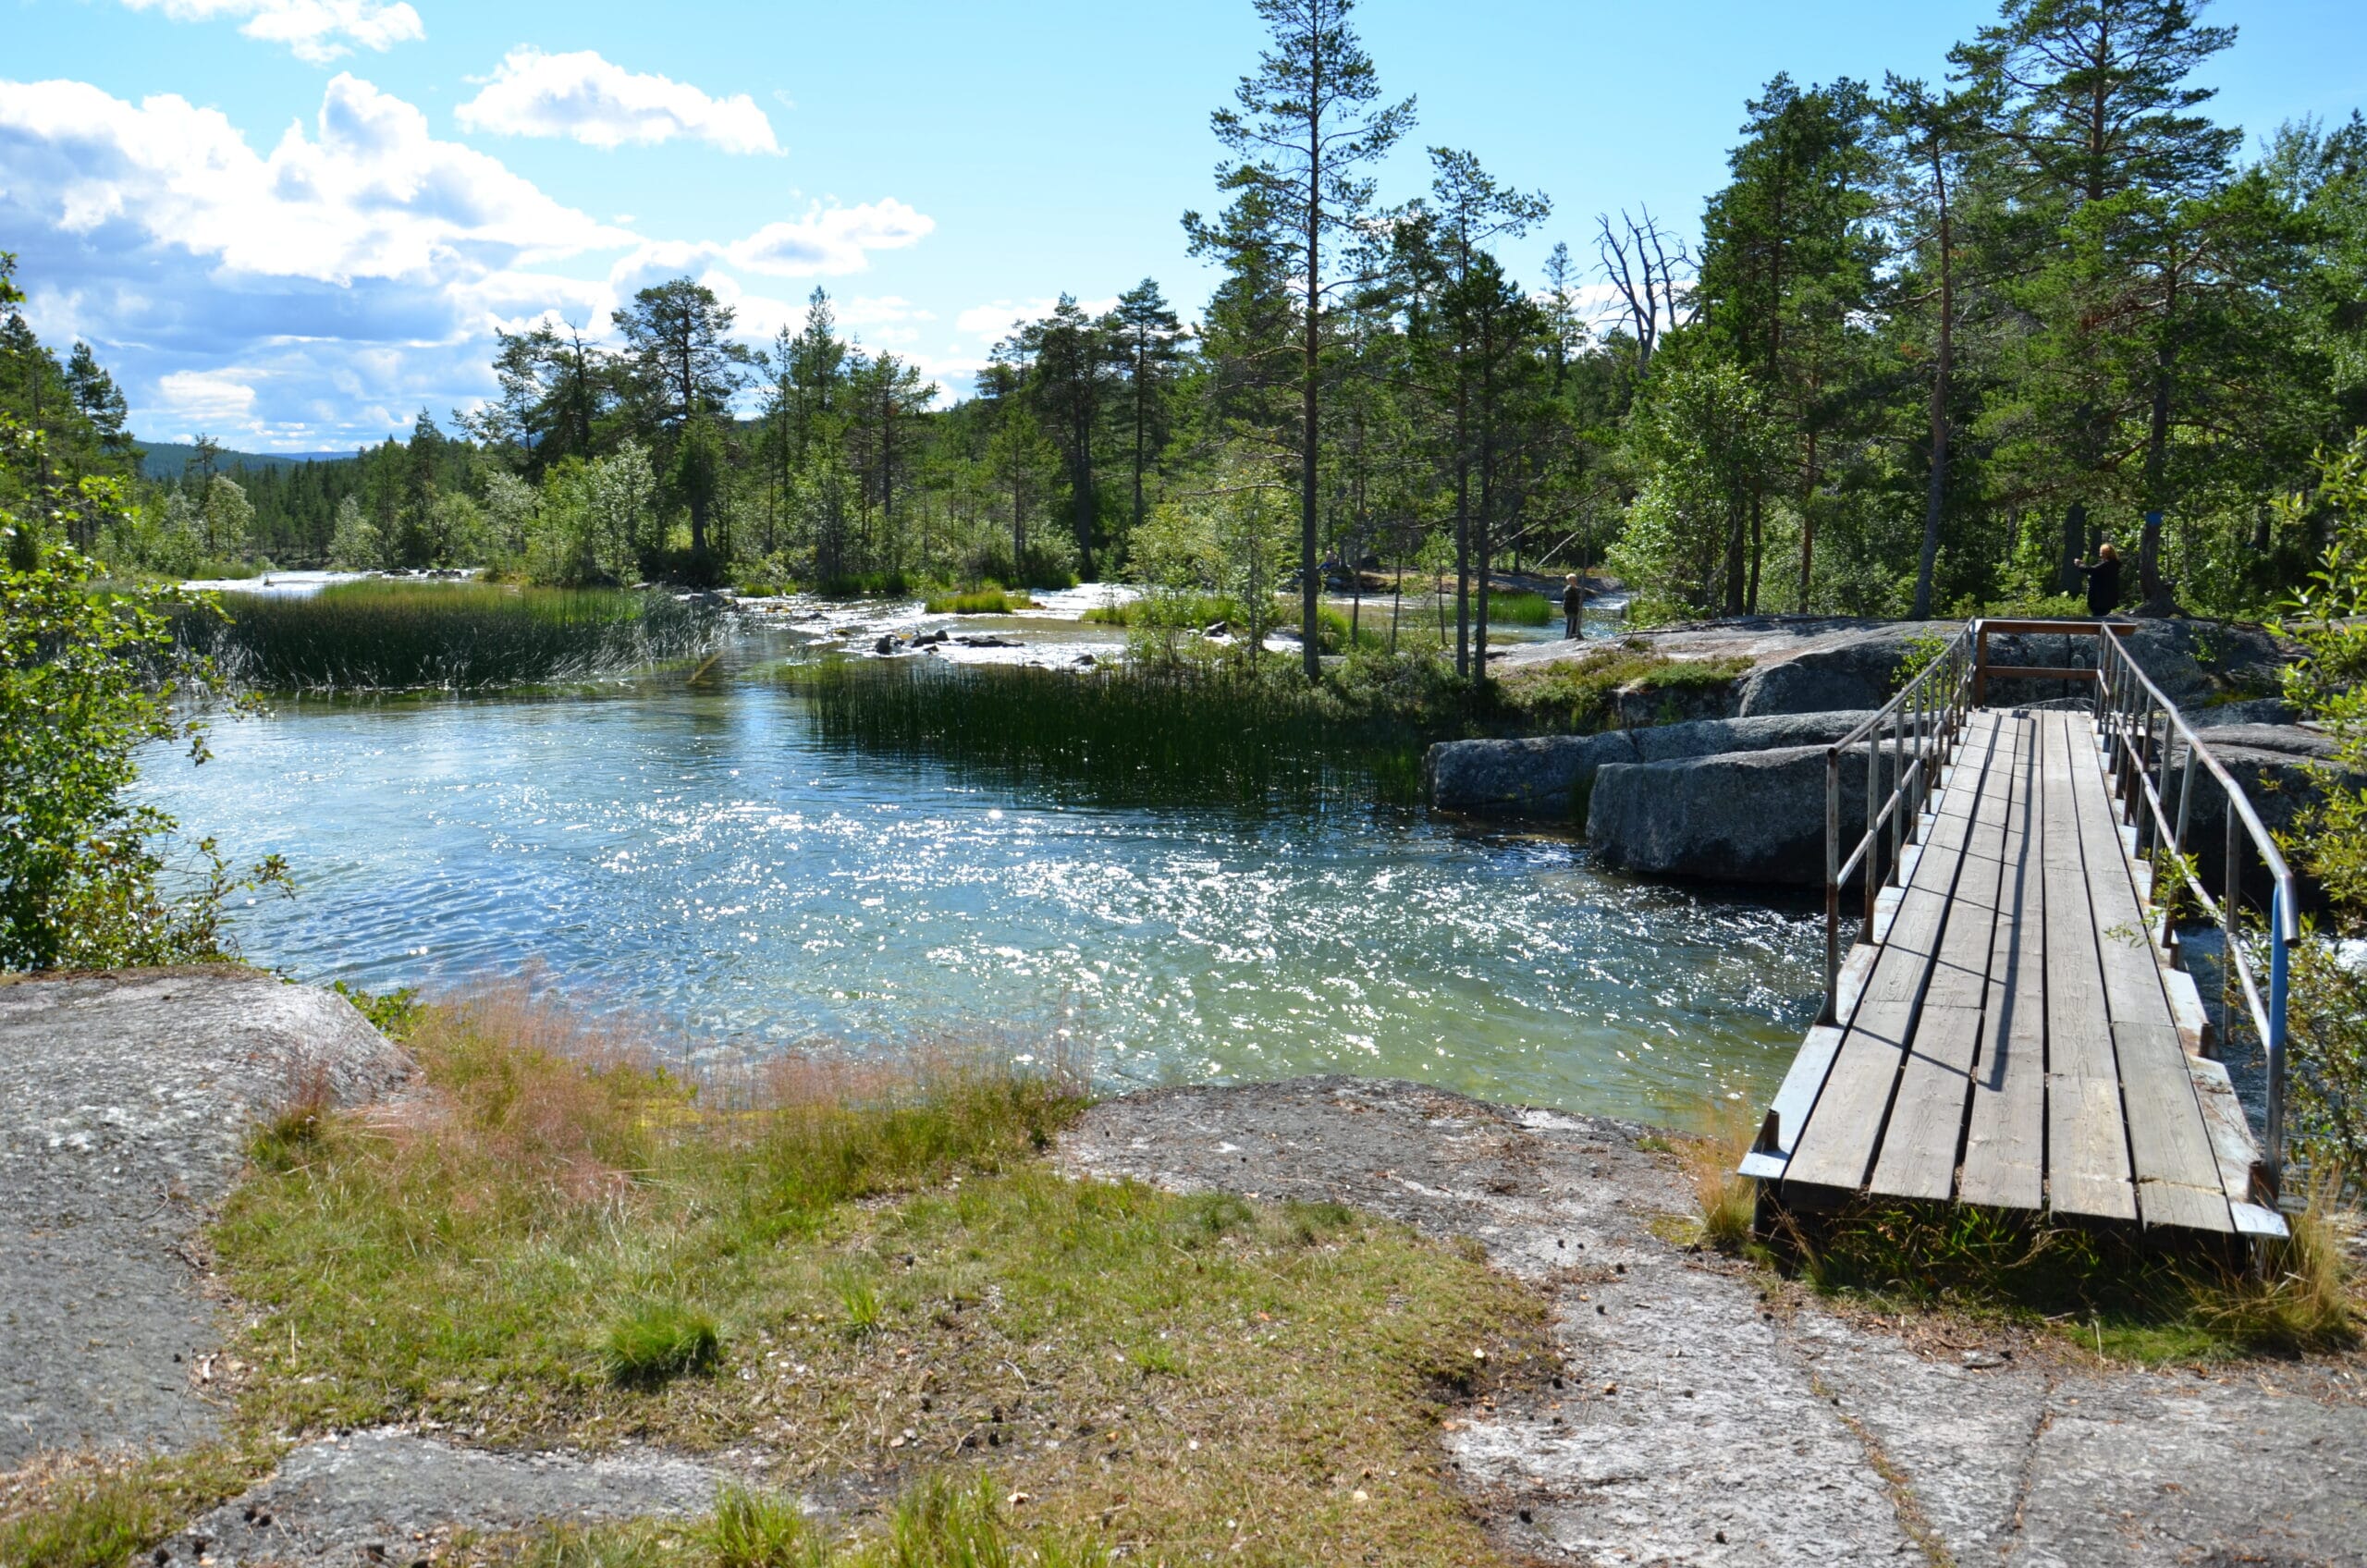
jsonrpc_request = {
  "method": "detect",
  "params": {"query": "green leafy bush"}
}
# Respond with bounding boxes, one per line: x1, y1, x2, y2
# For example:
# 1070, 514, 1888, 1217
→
2275, 432, 2367, 1177
1, 393, 286, 970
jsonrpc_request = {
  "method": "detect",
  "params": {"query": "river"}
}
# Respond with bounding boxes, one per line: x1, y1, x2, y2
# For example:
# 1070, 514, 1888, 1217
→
137, 595, 1821, 1127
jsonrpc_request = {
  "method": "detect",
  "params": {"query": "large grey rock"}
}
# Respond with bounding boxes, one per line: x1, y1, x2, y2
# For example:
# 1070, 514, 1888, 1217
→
1427, 709, 1877, 820
157, 1429, 730, 1568
2157, 726, 2357, 907
1588, 742, 1877, 887
1062, 1078, 2367, 1568
1494, 613, 2296, 721
0, 969, 410, 1465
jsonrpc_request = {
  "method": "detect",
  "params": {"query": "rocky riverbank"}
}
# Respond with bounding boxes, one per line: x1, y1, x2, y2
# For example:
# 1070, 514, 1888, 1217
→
1434, 615, 2348, 891
5, 973, 2362, 1565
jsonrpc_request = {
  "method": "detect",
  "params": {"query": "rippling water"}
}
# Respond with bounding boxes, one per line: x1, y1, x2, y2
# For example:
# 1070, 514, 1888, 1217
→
136, 640, 1819, 1126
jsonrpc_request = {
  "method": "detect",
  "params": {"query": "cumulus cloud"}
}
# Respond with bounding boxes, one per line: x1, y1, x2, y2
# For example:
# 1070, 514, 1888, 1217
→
607, 202, 935, 302
0, 73, 940, 444
155, 369, 259, 423
118, 0, 424, 65
0, 73, 628, 285
457, 47, 779, 155
0, 73, 630, 442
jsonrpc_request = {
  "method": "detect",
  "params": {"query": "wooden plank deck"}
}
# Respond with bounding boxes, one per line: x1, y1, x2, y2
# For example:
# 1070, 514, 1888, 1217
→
1753, 707, 2262, 1236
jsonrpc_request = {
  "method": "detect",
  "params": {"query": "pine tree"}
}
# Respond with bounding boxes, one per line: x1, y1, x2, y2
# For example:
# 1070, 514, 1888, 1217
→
1191, 0, 1415, 680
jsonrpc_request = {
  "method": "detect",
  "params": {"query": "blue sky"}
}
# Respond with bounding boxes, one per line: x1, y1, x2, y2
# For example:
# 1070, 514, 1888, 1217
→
6, 0, 2363, 450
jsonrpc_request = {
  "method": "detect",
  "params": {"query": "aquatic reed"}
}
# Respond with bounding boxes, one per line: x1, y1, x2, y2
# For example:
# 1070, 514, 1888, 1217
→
780, 656, 1447, 808
184, 581, 726, 692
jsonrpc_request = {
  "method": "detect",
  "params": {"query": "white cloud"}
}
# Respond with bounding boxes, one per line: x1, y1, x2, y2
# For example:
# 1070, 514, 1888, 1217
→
0, 74, 628, 285
155, 369, 259, 424
730, 202, 934, 275
118, 0, 423, 65
607, 202, 935, 301
0, 74, 941, 445
955, 296, 1120, 342
457, 47, 779, 155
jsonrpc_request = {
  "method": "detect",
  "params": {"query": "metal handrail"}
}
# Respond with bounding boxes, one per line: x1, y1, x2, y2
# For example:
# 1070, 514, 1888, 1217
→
1821, 625, 1976, 1026
2092, 630, 2299, 1194
1816, 615, 2298, 1195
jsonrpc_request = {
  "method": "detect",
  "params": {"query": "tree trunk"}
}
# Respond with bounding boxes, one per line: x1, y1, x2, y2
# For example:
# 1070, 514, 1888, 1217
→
2058, 500, 2086, 594
1911, 160, 1953, 622
1453, 456, 1471, 677
1299, 45, 1324, 685
1723, 497, 1748, 617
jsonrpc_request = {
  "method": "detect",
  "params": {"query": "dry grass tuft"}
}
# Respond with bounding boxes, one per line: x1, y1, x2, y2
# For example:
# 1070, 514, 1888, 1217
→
2192, 1169, 2360, 1354
1672, 1099, 1760, 1254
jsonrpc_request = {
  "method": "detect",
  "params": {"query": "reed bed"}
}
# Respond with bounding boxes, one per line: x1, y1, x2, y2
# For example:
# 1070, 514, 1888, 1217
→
183, 581, 727, 692
923, 587, 1035, 615
782, 656, 1446, 808
1485, 590, 1554, 626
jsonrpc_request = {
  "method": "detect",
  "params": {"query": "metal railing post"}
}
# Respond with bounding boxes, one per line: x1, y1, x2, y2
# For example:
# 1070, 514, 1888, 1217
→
2267, 883, 2289, 1196
1823, 745, 1840, 1025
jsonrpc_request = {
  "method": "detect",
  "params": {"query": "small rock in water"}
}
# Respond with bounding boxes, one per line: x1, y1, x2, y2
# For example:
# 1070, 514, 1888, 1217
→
873, 635, 894, 654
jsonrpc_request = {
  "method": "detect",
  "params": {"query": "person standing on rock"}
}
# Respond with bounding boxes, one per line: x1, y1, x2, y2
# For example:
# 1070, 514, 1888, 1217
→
1563, 573, 1586, 640
2075, 543, 2122, 618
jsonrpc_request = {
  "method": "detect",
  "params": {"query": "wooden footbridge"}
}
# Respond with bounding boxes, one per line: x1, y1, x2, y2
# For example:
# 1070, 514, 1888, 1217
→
1742, 620, 2296, 1240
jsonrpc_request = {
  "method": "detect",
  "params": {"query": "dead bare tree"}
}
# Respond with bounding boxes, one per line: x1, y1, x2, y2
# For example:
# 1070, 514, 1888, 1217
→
1594, 207, 1698, 372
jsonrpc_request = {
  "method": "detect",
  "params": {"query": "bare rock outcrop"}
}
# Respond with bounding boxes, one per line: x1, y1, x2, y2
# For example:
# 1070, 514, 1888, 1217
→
0, 968, 410, 1465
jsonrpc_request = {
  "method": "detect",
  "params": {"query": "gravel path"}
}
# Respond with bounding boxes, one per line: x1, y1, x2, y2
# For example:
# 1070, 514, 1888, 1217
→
1062, 1076, 2367, 1568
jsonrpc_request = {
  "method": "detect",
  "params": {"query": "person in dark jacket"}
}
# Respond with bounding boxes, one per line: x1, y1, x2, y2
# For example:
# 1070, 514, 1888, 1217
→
1562, 573, 1585, 639
2076, 542, 2121, 617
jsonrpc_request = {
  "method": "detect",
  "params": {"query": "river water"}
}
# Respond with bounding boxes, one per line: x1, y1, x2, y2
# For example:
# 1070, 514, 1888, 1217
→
137, 600, 1821, 1127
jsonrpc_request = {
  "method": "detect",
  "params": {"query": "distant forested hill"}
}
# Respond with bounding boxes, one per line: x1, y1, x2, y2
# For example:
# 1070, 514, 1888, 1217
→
133, 440, 364, 478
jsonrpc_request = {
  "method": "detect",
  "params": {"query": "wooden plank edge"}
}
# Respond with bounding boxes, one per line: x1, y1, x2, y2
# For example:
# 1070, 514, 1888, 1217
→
1737, 1023, 1849, 1181
2162, 963, 2214, 1060
2189, 1056, 2274, 1213
1834, 942, 1882, 1028
2232, 1203, 2291, 1240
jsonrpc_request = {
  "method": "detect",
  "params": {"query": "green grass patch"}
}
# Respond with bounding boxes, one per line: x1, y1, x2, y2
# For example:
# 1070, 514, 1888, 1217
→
1079, 594, 1239, 629
924, 588, 1035, 616
1495, 647, 1752, 734
178, 582, 726, 692
777, 654, 1460, 809
0, 1446, 269, 1568
1483, 591, 1553, 627
192, 988, 1549, 1565
1772, 1191, 2360, 1363
478, 1473, 1110, 1568
606, 1300, 724, 1385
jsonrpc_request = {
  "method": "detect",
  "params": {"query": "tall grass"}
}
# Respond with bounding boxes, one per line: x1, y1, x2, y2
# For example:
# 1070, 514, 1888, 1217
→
924, 587, 1034, 615
1772, 1188, 2358, 1362
1484, 590, 1553, 626
780, 656, 1453, 808
183, 582, 727, 692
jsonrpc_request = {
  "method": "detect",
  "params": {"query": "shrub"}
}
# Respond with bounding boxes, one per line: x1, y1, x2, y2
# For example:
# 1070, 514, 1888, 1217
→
3, 408, 285, 971
2275, 432, 2367, 1179
1494, 648, 1750, 734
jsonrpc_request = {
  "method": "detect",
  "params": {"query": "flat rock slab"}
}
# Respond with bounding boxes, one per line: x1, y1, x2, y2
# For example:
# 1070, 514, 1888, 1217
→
155, 1429, 729, 1567
1061, 1077, 2367, 1567
0, 969, 410, 1466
